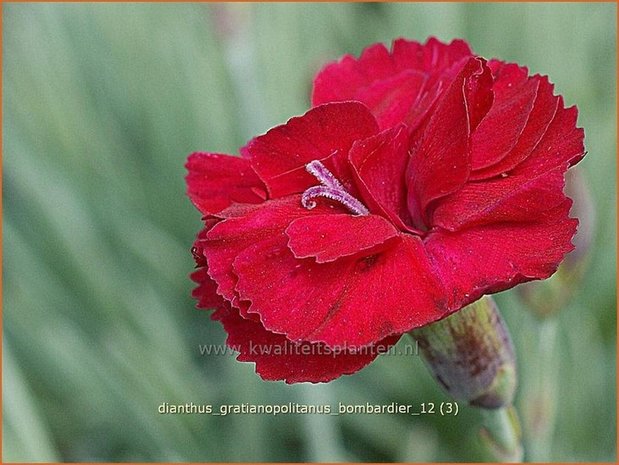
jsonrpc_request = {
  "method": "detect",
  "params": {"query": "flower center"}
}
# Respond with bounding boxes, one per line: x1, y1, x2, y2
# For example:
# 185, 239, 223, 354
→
301, 160, 369, 216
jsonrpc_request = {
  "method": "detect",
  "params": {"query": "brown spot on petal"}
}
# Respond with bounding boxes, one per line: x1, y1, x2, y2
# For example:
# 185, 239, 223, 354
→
358, 254, 380, 272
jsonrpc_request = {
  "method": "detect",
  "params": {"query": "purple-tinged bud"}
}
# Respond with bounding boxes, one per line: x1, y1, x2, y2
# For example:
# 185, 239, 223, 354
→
409, 296, 516, 409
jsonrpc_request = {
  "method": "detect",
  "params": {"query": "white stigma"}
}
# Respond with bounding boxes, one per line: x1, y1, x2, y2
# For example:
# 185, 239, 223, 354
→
301, 160, 369, 216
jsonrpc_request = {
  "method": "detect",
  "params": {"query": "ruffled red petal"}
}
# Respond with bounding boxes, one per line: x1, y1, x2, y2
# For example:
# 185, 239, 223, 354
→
425, 199, 577, 310
245, 102, 379, 198
233, 233, 447, 348
354, 70, 428, 130
431, 166, 569, 231
191, 224, 226, 310
312, 38, 473, 130
406, 57, 488, 228
185, 152, 266, 215
512, 99, 585, 175
470, 73, 560, 180
463, 57, 495, 131
190, 267, 224, 310
349, 125, 414, 230
470, 66, 539, 170
204, 197, 320, 304
212, 304, 400, 384
391, 37, 473, 74
286, 213, 399, 263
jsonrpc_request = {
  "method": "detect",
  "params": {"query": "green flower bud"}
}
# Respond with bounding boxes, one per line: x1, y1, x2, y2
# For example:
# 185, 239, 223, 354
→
410, 296, 516, 409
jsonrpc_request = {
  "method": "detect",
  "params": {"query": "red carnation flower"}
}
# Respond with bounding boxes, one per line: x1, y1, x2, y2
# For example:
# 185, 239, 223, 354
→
186, 37, 585, 383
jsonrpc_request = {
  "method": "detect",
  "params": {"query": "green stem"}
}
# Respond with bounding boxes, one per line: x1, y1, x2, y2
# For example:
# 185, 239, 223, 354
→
479, 406, 524, 462
521, 317, 559, 461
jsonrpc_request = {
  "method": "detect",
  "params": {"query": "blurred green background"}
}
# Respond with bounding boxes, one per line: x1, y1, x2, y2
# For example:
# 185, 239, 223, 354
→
3, 2, 616, 462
